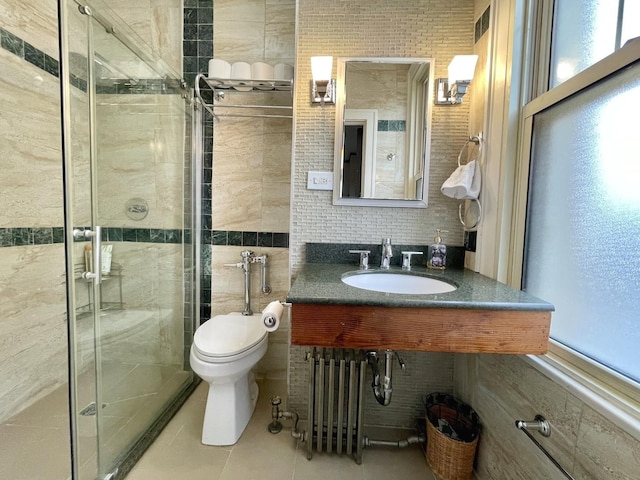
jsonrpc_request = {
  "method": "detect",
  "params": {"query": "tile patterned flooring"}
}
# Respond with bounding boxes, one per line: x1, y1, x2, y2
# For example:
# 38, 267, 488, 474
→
0, 375, 436, 479
127, 379, 435, 480
0, 362, 189, 480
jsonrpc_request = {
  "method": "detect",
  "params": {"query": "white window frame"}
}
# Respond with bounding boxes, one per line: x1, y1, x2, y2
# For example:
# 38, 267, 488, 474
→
478, 0, 640, 439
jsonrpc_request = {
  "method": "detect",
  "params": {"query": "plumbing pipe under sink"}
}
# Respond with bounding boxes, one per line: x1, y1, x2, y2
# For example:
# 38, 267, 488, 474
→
367, 350, 405, 406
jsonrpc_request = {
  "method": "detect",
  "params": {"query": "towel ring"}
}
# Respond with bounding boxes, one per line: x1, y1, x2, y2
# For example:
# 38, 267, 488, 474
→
457, 135, 483, 167
459, 198, 482, 230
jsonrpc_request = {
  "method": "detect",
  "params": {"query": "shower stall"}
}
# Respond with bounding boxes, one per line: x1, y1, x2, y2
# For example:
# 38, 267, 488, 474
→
59, 2, 198, 478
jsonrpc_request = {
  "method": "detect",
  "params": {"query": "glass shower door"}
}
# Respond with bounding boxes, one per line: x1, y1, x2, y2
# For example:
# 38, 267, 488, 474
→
60, 2, 194, 479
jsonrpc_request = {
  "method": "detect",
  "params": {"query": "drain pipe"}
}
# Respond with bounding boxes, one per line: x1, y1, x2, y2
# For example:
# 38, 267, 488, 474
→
367, 350, 405, 406
267, 396, 305, 442
363, 433, 425, 449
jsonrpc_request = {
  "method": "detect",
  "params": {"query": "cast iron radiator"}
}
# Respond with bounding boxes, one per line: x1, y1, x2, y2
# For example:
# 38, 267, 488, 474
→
306, 348, 367, 464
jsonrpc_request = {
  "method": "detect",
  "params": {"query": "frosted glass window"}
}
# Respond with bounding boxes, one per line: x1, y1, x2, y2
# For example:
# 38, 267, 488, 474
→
621, 1, 640, 46
524, 62, 640, 384
549, 0, 638, 87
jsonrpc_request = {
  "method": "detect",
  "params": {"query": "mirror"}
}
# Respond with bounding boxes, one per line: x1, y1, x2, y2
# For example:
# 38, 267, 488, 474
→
333, 57, 434, 208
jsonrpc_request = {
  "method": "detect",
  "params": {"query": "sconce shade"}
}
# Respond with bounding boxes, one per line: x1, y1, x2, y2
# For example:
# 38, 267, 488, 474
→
311, 56, 333, 81
310, 56, 335, 104
435, 55, 479, 105
447, 55, 478, 84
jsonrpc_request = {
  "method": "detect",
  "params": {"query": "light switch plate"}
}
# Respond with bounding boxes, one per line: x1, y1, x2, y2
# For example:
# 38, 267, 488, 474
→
307, 171, 333, 190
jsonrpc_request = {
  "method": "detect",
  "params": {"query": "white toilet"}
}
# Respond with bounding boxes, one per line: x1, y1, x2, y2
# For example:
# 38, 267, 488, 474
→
190, 312, 268, 446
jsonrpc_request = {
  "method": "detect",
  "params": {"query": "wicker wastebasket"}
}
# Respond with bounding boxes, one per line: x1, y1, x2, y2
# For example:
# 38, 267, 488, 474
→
425, 393, 480, 480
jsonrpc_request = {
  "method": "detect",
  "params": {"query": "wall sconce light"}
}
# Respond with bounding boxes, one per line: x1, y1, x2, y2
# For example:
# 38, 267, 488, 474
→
310, 56, 335, 105
435, 55, 479, 105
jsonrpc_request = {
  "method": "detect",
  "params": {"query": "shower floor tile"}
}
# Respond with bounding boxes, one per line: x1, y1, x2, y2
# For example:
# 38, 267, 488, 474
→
126, 379, 437, 480
0, 362, 190, 480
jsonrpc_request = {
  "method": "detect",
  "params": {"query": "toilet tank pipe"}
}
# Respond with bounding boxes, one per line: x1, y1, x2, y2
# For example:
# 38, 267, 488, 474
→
241, 250, 254, 315
253, 254, 271, 294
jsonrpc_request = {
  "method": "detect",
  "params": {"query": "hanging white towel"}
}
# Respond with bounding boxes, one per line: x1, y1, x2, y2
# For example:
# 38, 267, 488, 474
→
441, 159, 481, 200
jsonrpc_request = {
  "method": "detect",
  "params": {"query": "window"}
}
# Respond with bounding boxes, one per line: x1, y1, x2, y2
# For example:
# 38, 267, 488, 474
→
524, 62, 640, 384
549, 0, 640, 87
519, 2, 640, 390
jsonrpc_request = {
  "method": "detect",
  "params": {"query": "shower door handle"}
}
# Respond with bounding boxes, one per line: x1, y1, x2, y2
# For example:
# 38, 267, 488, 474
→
74, 226, 102, 285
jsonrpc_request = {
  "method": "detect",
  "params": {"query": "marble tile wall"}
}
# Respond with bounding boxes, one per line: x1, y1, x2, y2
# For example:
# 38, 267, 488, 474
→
0, 1, 67, 423
210, 246, 290, 377
203, 0, 294, 379
288, 0, 474, 425
0, 48, 63, 228
0, 1, 58, 59
0, 0, 187, 423
0, 245, 67, 422
95, 94, 186, 230
86, 0, 183, 76
454, 354, 640, 479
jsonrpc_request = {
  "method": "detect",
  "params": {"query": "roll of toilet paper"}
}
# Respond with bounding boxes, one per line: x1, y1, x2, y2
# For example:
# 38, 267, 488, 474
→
251, 62, 274, 90
230, 62, 252, 91
261, 300, 283, 332
208, 59, 231, 80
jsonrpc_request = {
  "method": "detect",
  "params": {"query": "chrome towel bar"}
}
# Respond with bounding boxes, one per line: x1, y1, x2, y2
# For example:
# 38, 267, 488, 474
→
515, 415, 575, 480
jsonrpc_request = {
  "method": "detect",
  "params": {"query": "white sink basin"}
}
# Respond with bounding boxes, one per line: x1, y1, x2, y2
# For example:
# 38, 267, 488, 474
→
341, 272, 457, 295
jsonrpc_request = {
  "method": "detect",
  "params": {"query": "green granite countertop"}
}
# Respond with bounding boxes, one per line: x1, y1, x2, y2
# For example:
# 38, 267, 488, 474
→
287, 263, 554, 311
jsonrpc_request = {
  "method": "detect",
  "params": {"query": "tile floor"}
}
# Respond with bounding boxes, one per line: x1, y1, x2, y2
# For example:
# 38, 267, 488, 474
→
0, 362, 190, 480
126, 379, 436, 480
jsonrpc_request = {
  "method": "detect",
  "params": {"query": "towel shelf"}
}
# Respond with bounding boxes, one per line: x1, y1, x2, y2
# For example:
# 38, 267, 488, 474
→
194, 73, 293, 119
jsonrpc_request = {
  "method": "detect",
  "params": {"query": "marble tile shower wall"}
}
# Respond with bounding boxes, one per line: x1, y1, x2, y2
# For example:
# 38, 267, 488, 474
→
0, 2, 67, 422
0, 0, 186, 421
288, 0, 475, 425
185, 0, 294, 378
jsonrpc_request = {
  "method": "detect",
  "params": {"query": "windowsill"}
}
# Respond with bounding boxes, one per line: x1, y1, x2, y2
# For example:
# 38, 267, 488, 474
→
522, 346, 640, 442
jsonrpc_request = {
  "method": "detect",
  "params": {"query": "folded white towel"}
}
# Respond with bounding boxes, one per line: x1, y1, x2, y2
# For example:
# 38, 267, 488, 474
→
441, 159, 481, 200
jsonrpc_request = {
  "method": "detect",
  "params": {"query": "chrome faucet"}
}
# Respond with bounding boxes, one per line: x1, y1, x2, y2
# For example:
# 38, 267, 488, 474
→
380, 238, 393, 269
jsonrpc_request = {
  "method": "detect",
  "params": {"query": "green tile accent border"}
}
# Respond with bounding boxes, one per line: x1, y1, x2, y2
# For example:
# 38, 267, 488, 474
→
0, 227, 287, 248
0, 227, 187, 247
377, 120, 406, 132
1, 27, 182, 95
209, 230, 289, 248
1, 27, 59, 78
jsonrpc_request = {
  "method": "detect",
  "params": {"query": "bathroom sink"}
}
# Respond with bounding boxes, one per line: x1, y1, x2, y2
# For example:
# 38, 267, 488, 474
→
341, 272, 457, 295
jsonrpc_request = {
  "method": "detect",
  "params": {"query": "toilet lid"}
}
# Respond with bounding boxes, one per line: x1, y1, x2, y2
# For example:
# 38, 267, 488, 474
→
194, 312, 267, 358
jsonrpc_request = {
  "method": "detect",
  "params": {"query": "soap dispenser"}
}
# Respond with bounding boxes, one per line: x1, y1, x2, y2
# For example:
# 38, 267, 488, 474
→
427, 229, 448, 270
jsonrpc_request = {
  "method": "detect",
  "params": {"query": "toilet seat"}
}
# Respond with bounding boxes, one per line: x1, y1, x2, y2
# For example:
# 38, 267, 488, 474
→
194, 313, 267, 361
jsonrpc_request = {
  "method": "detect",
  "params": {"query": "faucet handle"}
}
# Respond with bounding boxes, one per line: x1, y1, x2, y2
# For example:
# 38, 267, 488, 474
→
349, 250, 371, 270
401, 251, 423, 271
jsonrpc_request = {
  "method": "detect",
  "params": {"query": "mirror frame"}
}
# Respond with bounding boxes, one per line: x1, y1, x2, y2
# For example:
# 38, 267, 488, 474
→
332, 57, 435, 208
